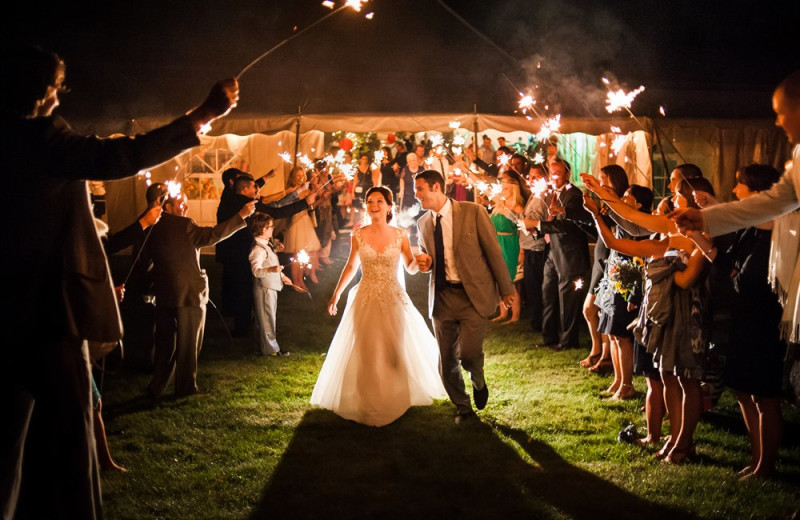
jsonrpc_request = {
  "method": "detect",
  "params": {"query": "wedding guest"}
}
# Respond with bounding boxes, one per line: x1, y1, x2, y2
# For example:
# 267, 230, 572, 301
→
249, 213, 292, 357
311, 161, 335, 266
283, 167, 322, 289
0, 45, 239, 520
489, 173, 525, 323
519, 164, 549, 331
720, 164, 785, 480
146, 187, 254, 397
399, 152, 423, 213
534, 159, 592, 351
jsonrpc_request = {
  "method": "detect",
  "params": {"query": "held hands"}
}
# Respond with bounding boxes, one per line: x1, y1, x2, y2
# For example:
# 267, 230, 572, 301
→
415, 253, 432, 272
238, 200, 256, 219
500, 292, 516, 310
188, 78, 240, 132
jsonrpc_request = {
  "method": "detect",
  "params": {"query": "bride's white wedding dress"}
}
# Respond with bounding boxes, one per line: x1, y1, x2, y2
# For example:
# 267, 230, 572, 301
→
310, 227, 446, 426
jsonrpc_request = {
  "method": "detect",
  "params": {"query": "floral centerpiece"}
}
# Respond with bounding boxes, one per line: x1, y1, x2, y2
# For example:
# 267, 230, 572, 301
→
607, 257, 645, 301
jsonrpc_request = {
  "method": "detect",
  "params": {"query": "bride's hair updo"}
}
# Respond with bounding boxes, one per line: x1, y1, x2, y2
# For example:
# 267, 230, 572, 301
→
364, 186, 394, 223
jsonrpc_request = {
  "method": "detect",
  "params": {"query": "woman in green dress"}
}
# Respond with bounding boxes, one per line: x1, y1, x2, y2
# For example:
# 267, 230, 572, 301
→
490, 172, 525, 322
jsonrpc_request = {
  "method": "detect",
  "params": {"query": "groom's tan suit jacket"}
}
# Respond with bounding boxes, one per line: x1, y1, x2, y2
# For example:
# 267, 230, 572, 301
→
417, 199, 515, 319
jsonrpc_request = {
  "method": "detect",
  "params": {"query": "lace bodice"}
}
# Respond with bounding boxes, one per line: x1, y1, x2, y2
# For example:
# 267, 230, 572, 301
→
355, 227, 406, 308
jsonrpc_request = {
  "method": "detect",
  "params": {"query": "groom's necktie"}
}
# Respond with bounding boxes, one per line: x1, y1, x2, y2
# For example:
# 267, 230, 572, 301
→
434, 214, 447, 291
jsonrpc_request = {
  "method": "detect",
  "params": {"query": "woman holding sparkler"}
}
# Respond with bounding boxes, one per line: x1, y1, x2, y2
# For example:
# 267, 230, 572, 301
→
284, 167, 321, 289
489, 173, 525, 323
311, 186, 445, 426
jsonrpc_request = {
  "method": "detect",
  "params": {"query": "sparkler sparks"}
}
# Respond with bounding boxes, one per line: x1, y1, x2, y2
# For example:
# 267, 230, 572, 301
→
573, 278, 584, 291
530, 177, 550, 198
449, 120, 462, 129
518, 94, 536, 114
659, 106, 667, 116
166, 180, 182, 199
321, 0, 334, 7
605, 85, 646, 113
532, 152, 545, 165
345, 0, 368, 12
536, 115, 561, 142
279, 152, 292, 163
611, 134, 628, 156
294, 249, 311, 269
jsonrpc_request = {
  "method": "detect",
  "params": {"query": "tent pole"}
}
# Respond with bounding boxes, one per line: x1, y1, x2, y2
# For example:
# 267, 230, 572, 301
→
293, 105, 302, 171
473, 104, 479, 159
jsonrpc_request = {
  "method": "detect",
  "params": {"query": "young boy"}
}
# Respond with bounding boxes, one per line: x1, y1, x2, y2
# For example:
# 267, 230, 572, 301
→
249, 212, 292, 356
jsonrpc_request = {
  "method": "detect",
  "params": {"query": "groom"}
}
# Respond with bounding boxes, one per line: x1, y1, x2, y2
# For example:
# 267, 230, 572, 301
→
414, 170, 515, 423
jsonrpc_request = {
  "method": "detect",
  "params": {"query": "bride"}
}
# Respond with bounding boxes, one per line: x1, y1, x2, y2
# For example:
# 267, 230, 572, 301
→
310, 186, 446, 426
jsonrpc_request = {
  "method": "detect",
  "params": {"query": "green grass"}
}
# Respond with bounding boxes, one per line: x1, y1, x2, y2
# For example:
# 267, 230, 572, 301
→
100, 246, 800, 520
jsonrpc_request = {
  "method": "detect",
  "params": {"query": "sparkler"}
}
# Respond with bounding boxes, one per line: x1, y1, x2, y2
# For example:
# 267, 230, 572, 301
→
236, 1, 371, 80
166, 180, 183, 199
294, 249, 311, 269
449, 120, 462, 129
536, 115, 561, 142
531, 152, 545, 165
573, 278, 584, 291
604, 83, 646, 114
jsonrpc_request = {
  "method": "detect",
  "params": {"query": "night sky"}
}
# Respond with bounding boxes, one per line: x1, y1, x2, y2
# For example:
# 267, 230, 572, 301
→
3, 0, 798, 125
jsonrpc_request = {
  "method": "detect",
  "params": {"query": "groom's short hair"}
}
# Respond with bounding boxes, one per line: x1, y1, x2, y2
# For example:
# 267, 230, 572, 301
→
414, 169, 445, 192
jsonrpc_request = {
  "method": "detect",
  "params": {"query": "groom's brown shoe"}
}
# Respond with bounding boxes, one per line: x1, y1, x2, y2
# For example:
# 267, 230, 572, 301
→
473, 384, 489, 410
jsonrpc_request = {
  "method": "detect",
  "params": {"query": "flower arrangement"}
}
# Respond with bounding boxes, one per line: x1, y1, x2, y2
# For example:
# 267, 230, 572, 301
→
607, 257, 645, 300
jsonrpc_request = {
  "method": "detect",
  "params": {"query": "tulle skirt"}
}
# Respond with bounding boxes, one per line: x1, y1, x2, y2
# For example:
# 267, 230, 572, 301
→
310, 282, 446, 426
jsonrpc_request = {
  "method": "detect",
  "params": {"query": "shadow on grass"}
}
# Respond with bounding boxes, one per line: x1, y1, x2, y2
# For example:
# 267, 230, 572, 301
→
250, 407, 697, 520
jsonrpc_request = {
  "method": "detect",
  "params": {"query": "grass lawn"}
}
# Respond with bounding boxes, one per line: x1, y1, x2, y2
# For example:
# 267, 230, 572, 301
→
100, 239, 800, 520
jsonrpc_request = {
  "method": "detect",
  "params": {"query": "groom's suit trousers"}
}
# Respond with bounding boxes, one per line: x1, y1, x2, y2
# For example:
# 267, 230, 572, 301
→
432, 285, 487, 414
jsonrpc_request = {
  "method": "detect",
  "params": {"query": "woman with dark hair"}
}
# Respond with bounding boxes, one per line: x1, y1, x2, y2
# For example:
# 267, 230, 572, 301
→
722, 164, 785, 480
311, 186, 445, 426
580, 166, 628, 375
379, 146, 400, 197
590, 165, 637, 398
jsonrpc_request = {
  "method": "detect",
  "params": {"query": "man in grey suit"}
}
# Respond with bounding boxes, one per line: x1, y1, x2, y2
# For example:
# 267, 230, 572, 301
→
145, 185, 255, 397
414, 170, 515, 423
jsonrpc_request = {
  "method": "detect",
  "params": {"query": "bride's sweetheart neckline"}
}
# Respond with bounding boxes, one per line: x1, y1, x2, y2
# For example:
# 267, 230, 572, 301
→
357, 228, 400, 256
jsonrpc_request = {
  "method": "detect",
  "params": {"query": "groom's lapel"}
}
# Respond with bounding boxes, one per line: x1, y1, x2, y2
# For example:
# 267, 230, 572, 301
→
420, 211, 434, 253
451, 199, 464, 255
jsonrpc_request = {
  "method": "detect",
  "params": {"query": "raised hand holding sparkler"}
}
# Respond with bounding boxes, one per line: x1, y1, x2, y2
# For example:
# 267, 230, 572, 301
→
186, 78, 240, 134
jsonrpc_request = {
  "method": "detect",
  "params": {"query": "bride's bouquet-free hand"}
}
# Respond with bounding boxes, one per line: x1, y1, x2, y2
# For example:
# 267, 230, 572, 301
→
607, 257, 645, 301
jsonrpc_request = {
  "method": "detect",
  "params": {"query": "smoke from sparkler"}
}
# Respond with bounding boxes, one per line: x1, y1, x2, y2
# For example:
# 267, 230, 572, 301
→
395, 203, 421, 228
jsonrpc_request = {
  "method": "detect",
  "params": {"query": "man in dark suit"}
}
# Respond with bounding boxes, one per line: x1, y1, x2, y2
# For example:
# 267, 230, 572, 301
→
146, 186, 254, 397
414, 170, 515, 424
216, 173, 319, 336
537, 159, 592, 350
0, 46, 239, 520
